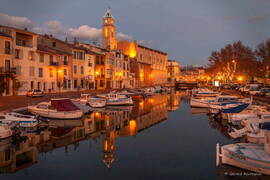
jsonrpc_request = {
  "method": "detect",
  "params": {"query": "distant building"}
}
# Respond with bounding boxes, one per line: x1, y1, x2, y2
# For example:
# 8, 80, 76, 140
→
0, 8, 168, 95
180, 65, 205, 82
102, 8, 168, 88
167, 60, 181, 84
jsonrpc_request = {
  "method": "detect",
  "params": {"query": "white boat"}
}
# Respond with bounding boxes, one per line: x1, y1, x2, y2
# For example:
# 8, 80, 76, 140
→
79, 94, 92, 104
87, 98, 106, 108
208, 96, 251, 114
0, 112, 38, 127
99, 93, 133, 106
217, 126, 270, 175
216, 143, 270, 175
192, 88, 220, 97
0, 124, 12, 139
143, 87, 155, 96
225, 105, 270, 125
190, 97, 216, 108
28, 98, 83, 119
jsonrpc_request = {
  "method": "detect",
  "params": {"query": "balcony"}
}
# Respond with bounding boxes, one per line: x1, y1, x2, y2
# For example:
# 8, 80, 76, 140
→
50, 61, 59, 66
16, 32, 34, 48
0, 67, 16, 75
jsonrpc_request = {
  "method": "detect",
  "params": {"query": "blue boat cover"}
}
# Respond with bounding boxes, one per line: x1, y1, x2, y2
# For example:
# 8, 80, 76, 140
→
259, 122, 270, 130
222, 103, 249, 113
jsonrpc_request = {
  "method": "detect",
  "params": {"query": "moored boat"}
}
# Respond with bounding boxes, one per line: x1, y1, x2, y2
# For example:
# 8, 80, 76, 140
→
0, 112, 38, 127
28, 98, 83, 119
98, 93, 133, 106
217, 125, 270, 175
87, 98, 107, 108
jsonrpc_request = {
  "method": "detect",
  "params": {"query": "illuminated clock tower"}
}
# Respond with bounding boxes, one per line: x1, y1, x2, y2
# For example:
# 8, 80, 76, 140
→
102, 8, 117, 50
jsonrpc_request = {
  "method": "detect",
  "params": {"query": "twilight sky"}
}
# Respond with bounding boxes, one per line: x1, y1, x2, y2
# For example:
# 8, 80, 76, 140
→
0, 0, 269, 65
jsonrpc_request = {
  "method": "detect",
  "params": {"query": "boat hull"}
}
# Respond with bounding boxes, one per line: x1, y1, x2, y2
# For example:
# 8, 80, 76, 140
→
220, 143, 270, 175
28, 107, 83, 119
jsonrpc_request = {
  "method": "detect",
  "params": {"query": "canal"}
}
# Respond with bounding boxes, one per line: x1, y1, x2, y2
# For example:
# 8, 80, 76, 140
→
0, 90, 267, 180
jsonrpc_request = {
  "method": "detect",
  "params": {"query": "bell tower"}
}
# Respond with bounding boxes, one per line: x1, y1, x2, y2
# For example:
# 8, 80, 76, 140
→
102, 8, 117, 50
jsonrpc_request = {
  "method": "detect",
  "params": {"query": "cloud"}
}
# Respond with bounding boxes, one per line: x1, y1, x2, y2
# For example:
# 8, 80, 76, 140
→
248, 13, 270, 23
68, 25, 102, 41
44, 20, 66, 36
0, 13, 132, 42
116, 32, 132, 40
0, 13, 33, 29
138, 40, 154, 46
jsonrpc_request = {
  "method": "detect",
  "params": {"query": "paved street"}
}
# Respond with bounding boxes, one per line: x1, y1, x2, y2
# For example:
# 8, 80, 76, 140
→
0, 89, 109, 112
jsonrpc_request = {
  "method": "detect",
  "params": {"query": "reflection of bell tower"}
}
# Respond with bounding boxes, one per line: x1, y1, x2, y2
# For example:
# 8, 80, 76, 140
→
102, 131, 116, 168
102, 8, 117, 50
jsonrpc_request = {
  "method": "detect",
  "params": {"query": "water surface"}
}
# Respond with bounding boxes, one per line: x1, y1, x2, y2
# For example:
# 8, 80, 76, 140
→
0, 91, 266, 180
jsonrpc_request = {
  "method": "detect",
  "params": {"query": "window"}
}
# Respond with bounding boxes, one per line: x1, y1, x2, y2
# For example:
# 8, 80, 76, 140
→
4, 41, 11, 54
68, 80, 71, 88
107, 69, 112, 75
88, 61, 92, 67
38, 68, 43, 77
29, 66, 35, 76
81, 66, 84, 74
81, 80, 84, 88
4, 60, 10, 71
50, 55, 53, 63
52, 42, 56, 47
74, 80, 77, 89
16, 66, 21, 75
40, 54, 44, 63
49, 68, 53, 77
100, 80, 104, 87
29, 51, 34, 61
64, 69, 67, 76
15, 49, 20, 59
16, 39, 26, 46
73, 65, 77, 74
63, 56, 68, 65
73, 51, 85, 60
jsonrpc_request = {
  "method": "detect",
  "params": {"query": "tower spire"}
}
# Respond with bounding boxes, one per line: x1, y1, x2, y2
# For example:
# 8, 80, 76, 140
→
104, 7, 114, 19
102, 8, 117, 50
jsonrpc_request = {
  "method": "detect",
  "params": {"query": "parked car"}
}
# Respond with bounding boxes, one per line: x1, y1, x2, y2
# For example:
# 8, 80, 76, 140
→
248, 87, 261, 95
258, 88, 270, 96
240, 84, 262, 94
26, 89, 43, 97
230, 84, 240, 90
221, 84, 231, 89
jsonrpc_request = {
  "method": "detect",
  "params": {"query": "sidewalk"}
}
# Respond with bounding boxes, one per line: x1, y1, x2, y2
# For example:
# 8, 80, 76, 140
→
0, 89, 110, 112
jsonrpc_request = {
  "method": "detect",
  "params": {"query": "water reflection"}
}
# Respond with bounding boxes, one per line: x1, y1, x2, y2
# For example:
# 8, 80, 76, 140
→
0, 93, 179, 173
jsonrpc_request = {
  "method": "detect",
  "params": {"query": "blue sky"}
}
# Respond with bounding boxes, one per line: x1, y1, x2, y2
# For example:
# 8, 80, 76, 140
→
0, 0, 269, 65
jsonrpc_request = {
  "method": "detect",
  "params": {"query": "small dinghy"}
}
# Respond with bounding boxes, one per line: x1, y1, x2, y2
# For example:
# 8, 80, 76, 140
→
0, 112, 38, 128
87, 98, 106, 108
28, 98, 83, 119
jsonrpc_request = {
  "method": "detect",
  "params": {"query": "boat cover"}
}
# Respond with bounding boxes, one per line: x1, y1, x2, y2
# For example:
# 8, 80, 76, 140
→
222, 103, 249, 113
51, 99, 80, 111
259, 122, 270, 130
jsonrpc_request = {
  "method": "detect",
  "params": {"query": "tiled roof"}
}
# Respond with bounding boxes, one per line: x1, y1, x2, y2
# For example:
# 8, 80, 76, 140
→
37, 45, 72, 55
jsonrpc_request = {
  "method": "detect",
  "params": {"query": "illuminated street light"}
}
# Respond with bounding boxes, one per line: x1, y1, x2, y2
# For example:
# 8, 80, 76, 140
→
237, 76, 243, 81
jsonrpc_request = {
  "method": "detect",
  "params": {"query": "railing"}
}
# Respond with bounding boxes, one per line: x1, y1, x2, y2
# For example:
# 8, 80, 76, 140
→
50, 61, 59, 66
96, 74, 105, 78
0, 67, 16, 74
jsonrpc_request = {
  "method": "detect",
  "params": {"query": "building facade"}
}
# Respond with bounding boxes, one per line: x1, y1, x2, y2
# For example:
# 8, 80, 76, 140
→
0, 8, 168, 95
167, 60, 181, 84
